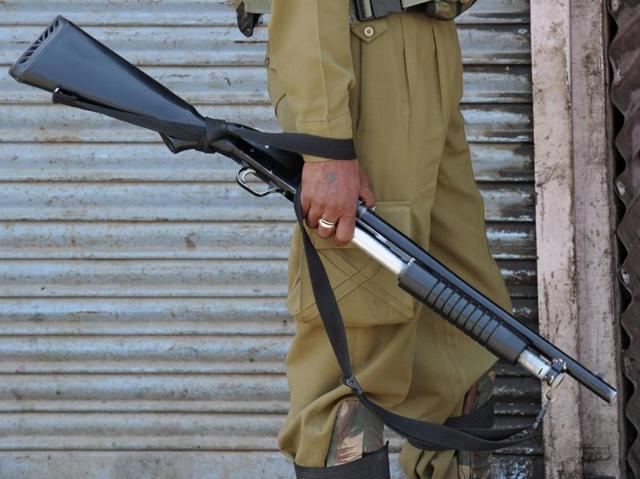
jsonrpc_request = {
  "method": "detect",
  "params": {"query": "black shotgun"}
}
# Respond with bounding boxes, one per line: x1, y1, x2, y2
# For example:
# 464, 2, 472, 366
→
9, 16, 617, 449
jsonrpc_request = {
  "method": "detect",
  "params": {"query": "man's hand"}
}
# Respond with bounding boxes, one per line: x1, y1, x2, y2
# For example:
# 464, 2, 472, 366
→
301, 159, 376, 246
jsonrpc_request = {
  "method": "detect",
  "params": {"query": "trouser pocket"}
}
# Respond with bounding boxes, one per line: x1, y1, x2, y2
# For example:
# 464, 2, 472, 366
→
286, 201, 415, 326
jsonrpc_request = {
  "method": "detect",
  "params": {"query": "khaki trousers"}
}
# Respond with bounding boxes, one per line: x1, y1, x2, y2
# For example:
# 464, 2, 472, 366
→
266, 13, 512, 479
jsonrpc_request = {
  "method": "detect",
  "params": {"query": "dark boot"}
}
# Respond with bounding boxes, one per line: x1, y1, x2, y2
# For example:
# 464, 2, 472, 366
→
294, 443, 390, 479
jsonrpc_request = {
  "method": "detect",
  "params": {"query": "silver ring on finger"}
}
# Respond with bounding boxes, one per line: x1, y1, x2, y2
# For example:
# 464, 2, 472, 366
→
319, 218, 337, 229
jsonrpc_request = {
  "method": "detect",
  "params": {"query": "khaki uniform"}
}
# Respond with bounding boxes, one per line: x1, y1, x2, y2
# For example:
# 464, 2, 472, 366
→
266, 2, 512, 477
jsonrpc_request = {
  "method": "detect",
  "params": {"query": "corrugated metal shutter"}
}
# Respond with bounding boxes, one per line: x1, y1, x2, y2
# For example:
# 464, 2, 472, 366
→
0, 1, 538, 477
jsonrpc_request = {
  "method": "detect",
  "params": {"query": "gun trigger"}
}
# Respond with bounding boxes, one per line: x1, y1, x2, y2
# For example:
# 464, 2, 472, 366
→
236, 167, 281, 197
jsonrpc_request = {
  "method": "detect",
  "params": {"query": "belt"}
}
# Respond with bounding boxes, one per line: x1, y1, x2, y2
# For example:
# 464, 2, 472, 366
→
353, 0, 430, 22
237, 0, 452, 26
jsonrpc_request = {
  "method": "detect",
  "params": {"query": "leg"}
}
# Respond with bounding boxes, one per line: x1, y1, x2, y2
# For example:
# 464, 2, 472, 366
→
326, 399, 384, 466
294, 398, 388, 478
399, 19, 512, 479
270, 11, 442, 469
456, 372, 496, 479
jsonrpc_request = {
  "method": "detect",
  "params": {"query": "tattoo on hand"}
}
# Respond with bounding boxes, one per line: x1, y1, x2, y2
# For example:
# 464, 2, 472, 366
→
325, 172, 337, 184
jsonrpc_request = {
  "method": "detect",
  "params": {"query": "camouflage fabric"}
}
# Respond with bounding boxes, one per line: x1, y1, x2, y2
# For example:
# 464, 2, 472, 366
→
423, 0, 478, 21
325, 399, 384, 466
456, 371, 496, 479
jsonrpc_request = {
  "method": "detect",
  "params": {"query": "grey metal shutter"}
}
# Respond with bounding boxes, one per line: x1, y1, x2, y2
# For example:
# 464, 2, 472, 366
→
0, 1, 537, 477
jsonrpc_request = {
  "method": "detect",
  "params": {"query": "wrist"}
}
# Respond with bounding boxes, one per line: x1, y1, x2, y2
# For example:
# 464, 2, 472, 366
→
302, 154, 333, 163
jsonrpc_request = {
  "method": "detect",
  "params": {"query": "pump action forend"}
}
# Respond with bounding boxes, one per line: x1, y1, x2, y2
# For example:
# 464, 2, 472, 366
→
9, 16, 616, 407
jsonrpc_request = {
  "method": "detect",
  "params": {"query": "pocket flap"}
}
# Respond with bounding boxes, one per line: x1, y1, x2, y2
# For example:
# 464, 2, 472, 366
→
351, 19, 389, 43
293, 201, 415, 325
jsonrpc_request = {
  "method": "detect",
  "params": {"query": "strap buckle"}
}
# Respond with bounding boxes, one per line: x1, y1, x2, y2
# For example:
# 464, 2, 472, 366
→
355, 0, 405, 21
342, 375, 365, 396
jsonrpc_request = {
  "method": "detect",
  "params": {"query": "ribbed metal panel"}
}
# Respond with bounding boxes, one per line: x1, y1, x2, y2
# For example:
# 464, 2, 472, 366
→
610, 0, 640, 476
0, 1, 537, 477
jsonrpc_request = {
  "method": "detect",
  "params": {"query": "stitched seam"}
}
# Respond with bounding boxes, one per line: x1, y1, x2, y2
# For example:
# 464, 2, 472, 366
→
297, 110, 353, 125
313, 0, 330, 120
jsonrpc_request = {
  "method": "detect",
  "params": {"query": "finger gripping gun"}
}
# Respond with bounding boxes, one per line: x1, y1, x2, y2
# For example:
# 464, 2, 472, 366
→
10, 16, 617, 451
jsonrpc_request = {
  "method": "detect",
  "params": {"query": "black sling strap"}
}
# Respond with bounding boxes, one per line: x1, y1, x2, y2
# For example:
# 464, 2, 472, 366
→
52, 91, 357, 160
292, 189, 539, 451
226, 123, 356, 160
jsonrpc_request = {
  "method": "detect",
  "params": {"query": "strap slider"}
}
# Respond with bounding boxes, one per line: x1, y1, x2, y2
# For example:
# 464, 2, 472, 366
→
342, 375, 364, 396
